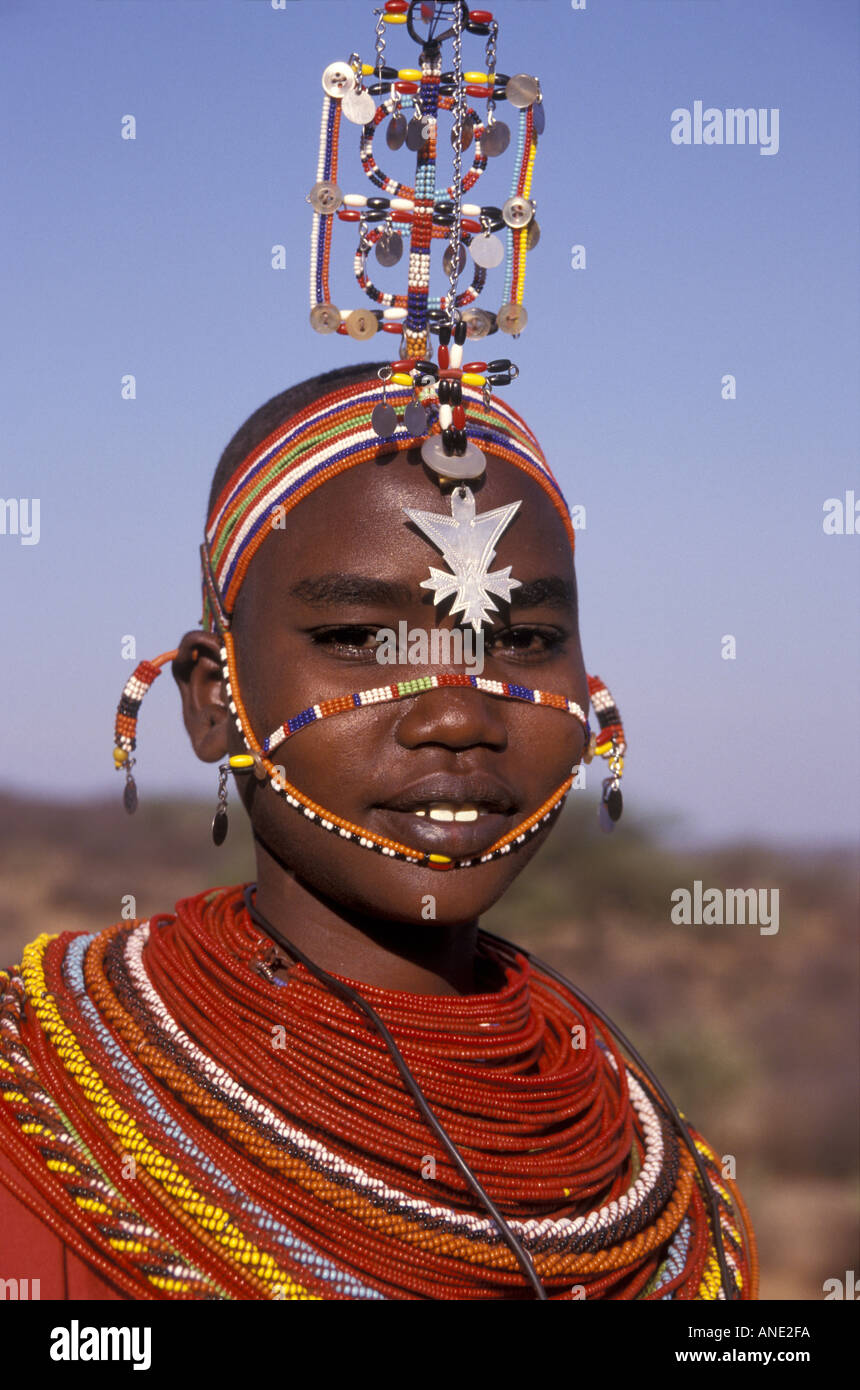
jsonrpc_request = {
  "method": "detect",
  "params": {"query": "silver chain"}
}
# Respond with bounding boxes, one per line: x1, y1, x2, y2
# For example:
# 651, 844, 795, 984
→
447, 2, 465, 328
485, 20, 498, 127
373, 8, 385, 78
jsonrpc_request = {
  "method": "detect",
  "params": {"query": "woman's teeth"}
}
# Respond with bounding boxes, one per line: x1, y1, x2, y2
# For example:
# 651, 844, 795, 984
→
412, 803, 481, 823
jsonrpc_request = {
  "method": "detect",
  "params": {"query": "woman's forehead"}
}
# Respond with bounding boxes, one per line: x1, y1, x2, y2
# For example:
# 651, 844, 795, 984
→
246, 449, 575, 594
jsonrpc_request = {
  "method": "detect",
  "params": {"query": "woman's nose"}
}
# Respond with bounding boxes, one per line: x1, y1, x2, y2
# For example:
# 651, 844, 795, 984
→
394, 685, 509, 753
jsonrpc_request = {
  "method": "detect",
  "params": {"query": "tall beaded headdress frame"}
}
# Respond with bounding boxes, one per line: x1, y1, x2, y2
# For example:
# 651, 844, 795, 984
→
111, 0, 627, 867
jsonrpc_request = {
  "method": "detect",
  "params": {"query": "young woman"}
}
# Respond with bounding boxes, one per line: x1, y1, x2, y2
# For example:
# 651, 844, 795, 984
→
0, 361, 757, 1300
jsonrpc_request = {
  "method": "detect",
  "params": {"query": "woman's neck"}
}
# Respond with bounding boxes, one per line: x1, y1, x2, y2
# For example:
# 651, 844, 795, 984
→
252, 840, 482, 997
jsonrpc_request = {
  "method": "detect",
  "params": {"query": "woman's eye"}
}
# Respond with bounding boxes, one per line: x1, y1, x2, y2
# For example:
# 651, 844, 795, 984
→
310, 626, 382, 657
487, 626, 566, 661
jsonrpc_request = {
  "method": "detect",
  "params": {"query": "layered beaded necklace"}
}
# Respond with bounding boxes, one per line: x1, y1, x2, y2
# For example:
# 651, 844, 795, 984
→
0, 885, 757, 1300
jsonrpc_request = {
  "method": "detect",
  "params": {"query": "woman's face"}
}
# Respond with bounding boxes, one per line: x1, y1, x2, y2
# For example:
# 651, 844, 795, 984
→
229, 448, 587, 925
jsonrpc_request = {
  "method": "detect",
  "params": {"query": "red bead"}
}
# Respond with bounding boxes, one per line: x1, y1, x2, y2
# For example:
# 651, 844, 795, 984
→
391, 359, 417, 371
463, 362, 487, 372
384, 0, 408, 10
338, 209, 361, 221
381, 322, 403, 334
460, 219, 482, 236
394, 81, 419, 95
465, 85, 491, 99
469, 8, 493, 20
437, 345, 449, 369
452, 406, 466, 429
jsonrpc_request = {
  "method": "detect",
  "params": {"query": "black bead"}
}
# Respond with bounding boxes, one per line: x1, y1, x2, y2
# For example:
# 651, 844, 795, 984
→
454, 321, 467, 346
366, 196, 390, 209
437, 378, 451, 404
435, 199, 455, 214
441, 427, 457, 453
453, 428, 467, 456
606, 788, 623, 823
362, 209, 388, 223
449, 380, 462, 405
487, 358, 511, 372
466, 21, 491, 36
489, 372, 512, 386
438, 322, 452, 346
415, 359, 438, 377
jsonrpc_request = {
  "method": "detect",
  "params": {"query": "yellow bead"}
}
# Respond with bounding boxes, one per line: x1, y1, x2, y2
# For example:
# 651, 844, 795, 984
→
462, 373, 486, 387
390, 372, 412, 386
398, 67, 422, 80
113, 747, 128, 765
228, 753, 255, 770
361, 63, 374, 75
429, 853, 452, 864
384, 11, 407, 22
464, 71, 488, 83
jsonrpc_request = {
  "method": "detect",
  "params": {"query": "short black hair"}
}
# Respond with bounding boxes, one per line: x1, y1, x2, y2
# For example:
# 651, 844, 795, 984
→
207, 361, 390, 521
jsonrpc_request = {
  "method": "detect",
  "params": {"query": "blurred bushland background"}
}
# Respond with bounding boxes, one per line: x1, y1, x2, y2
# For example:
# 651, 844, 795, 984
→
1, 790, 855, 1301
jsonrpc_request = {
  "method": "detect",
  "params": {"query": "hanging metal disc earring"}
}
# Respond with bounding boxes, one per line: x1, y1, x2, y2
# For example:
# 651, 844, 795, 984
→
212, 763, 229, 846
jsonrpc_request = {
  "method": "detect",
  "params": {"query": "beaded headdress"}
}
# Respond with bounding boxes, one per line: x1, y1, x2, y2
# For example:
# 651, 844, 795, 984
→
111, 0, 627, 868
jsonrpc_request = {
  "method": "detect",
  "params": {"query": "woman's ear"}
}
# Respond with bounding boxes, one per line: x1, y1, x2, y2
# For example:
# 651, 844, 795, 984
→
172, 630, 230, 763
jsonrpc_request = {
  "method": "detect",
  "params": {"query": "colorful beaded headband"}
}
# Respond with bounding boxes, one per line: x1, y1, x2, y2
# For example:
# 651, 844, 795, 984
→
202, 378, 567, 631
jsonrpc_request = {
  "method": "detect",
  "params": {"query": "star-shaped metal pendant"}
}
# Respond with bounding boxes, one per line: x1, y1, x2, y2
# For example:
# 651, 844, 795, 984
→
403, 485, 522, 632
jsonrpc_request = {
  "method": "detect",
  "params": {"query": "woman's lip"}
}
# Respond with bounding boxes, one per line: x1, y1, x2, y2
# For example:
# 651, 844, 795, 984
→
367, 807, 511, 858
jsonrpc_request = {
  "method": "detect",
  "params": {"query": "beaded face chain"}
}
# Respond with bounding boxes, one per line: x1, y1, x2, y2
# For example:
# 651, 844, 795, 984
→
310, 0, 542, 478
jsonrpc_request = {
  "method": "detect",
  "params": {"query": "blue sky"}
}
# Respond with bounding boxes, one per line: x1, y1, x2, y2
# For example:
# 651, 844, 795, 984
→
1, 0, 857, 848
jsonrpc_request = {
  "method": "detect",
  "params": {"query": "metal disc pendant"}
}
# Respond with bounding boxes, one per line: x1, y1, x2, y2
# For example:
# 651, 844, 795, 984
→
506, 73, 540, 109
123, 778, 138, 815
471, 232, 504, 269
404, 400, 428, 435
386, 113, 407, 150
375, 230, 403, 267
372, 401, 398, 436
310, 303, 341, 334
342, 88, 376, 125
526, 219, 541, 250
345, 309, 378, 340
211, 807, 229, 847
497, 302, 528, 334
452, 120, 474, 151
482, 120, 510, 157
421, 435, 486, 480
442, 242, 467, 276
308, 180, 343, 214
533, 100, 546, 135
406, 116, 429, 151
462, 307, 495, 339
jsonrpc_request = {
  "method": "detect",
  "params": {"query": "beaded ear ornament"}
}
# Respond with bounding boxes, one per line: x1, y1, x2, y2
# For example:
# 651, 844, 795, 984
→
310, 0, 540, 481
